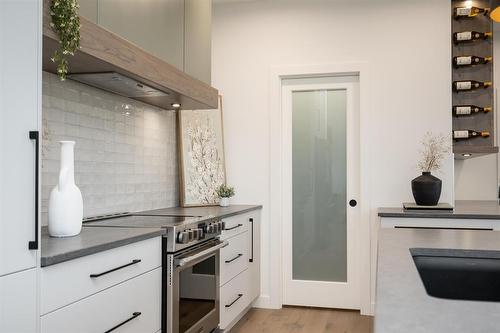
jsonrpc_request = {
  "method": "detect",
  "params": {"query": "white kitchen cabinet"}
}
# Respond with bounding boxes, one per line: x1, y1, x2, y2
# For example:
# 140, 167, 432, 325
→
0, 0, 41, 277
379, 217, 500, 230
98, 0, 185, 70
219, 210, 261, 331
221, 231, 249, 286
220, 268, 251, 329
0, 1, 41, 331
78, 0, 98, 23
184, 0, 212, 84
0, 269, 38, 333
41, 237, 161, 314
41, 268, 161, 333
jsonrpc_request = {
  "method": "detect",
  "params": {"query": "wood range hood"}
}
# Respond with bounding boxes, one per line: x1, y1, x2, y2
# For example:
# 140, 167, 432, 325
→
42, 0, 218, 110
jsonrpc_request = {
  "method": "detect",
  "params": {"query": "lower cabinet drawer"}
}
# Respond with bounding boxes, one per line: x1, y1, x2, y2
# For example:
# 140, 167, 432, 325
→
220, 231, 249, 286
41, 237, 161, 314
221, 214, 249, 240
220, 269, 250, 330
41, 268, 161, 333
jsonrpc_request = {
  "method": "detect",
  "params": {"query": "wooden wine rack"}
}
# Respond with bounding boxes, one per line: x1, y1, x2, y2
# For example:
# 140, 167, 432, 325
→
452, 0, 498, 159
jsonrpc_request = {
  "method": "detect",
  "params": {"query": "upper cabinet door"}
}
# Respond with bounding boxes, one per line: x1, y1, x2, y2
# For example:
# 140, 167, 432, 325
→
184, 0, 212, 84
98, 0, 185, 71
0, 0, 40, 276
79, 0, 98, 23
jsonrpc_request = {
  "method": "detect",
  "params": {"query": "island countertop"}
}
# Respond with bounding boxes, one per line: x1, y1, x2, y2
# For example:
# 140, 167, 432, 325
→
378, 200, 500, 219
375, 227, 500, 333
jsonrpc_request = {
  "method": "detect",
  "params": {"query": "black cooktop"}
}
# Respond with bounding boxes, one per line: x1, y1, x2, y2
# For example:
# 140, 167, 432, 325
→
83, 214, 199, 229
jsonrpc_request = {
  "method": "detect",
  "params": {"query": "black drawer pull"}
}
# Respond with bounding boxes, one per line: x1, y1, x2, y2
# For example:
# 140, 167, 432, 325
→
225, 253, 243, 264
90, 259, 141, 278
225, 224, 243, 231
104, 312, 141, 333
28, 131, 39, 250
249, 218, 254, 263
225, 294, 243, 308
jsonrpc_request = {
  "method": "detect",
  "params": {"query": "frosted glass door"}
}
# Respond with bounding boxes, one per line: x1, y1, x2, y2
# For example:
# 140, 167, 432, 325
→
292, 89, 347, 282
282, 76, 360, 309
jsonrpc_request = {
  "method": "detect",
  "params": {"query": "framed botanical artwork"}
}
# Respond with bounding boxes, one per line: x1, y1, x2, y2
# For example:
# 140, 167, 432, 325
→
178, 95, 227, 207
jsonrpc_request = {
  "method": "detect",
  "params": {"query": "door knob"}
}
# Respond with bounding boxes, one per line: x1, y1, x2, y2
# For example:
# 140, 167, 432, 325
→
349, 199, 357, 207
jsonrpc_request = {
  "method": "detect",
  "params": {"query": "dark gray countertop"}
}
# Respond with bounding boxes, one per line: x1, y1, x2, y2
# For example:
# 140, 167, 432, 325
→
133, 204, 262, 219
378, 200, 500, 219
375, 228, 500, 332
41, 205, 262, 267
41, 226, 165, 267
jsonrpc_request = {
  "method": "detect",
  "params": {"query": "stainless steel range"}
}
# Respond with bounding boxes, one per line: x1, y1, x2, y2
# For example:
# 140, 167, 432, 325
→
84, 213, 226, 333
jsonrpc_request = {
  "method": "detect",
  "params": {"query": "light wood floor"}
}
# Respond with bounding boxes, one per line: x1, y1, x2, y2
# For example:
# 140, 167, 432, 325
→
229, 307, 373, 333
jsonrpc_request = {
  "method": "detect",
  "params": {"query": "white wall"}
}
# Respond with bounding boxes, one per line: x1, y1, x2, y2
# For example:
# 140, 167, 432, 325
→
212, 0, 453, 312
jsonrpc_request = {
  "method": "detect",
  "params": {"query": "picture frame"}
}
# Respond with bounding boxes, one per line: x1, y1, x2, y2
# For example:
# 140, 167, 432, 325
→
178, 95, 227, 207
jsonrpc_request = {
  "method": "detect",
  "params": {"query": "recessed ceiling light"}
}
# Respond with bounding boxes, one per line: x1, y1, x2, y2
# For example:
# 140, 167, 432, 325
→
462, 153, 472, 157
171, 103, 181, 108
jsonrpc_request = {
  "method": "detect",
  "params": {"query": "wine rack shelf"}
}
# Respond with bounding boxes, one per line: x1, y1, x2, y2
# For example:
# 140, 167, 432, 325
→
452, 0, 497, 159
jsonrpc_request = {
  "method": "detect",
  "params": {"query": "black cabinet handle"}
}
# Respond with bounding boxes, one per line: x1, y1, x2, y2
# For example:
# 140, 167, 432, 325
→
90, 259, 141, 278
349, 199, 357, 207
104, 312, 141, 333
225, 223, 243, 231
249, 218, 254, 263
28, 131, 39, 250
225, 294, 243, 308
225, 253, 243, 264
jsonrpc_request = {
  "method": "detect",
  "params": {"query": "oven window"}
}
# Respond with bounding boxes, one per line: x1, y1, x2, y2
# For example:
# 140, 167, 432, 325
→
179, 256, 217, 333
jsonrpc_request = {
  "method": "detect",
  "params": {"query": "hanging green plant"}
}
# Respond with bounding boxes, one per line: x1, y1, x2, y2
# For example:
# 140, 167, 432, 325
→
49, 0, 81, 81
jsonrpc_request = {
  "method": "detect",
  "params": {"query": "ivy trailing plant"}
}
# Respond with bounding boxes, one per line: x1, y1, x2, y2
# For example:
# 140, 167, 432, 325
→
49, 0, 81, 80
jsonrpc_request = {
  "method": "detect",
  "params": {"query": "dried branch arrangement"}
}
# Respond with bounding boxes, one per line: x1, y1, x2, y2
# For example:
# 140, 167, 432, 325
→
417, 132, 451, 173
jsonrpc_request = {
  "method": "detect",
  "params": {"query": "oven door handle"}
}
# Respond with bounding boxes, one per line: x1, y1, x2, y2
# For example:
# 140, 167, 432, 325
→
175, 241, 229, 267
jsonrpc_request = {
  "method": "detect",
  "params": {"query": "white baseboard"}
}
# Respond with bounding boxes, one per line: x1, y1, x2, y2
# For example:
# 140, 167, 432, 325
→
252, 294, 281, 309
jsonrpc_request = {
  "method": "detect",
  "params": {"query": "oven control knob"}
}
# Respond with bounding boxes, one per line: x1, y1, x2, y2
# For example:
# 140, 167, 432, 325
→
197, 228, 204, 239
213, 223, 220, 233
220, 221, 226, 231
177, 231, 189, 244
191, 229, 198, 240
206, 224, 214, 234
217, 221, 225, 231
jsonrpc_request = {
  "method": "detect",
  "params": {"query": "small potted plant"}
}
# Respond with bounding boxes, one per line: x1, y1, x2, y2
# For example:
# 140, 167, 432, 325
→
412, 132, 450, 206
216, 184, 235, 207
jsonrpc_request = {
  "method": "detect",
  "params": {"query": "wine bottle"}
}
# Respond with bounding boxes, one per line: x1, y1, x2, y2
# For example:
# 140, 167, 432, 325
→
453, 130, 490, 140
453, 105, 492, 115
454, 6, 489, 18
453, 31, 492, 43
453, 80, 492, 91
453, 55, 492, 67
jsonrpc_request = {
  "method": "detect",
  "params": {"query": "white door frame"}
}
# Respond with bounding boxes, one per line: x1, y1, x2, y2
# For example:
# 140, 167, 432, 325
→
266, 63, 372, 315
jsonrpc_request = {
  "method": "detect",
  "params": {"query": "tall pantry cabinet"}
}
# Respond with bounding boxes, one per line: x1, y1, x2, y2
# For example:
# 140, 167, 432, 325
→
0, 0, 42, 332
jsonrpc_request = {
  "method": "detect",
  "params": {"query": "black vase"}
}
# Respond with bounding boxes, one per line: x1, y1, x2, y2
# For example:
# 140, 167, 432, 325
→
411, 172, 442, 206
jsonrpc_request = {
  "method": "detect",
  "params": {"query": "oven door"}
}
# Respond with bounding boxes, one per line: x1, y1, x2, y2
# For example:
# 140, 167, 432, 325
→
165, 239, 228, 333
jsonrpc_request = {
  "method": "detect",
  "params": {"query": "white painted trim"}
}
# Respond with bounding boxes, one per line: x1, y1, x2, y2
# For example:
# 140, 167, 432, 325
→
268, 63, 373, 314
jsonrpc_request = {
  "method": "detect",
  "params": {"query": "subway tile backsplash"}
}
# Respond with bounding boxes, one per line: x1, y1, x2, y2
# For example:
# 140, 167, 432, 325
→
42, 72, 178, 225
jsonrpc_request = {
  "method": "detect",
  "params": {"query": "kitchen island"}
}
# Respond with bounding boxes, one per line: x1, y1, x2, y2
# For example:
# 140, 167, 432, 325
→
375, 227, 500, 332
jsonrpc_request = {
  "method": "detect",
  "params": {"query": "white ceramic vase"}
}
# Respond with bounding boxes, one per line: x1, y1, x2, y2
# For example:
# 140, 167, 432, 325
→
219, 197, 229, 207
48, 141, 83, 237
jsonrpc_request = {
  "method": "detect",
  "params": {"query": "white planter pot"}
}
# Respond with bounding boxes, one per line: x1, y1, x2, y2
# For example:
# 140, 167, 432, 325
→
48, 141, 83, 237
219, 197, 230, 207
